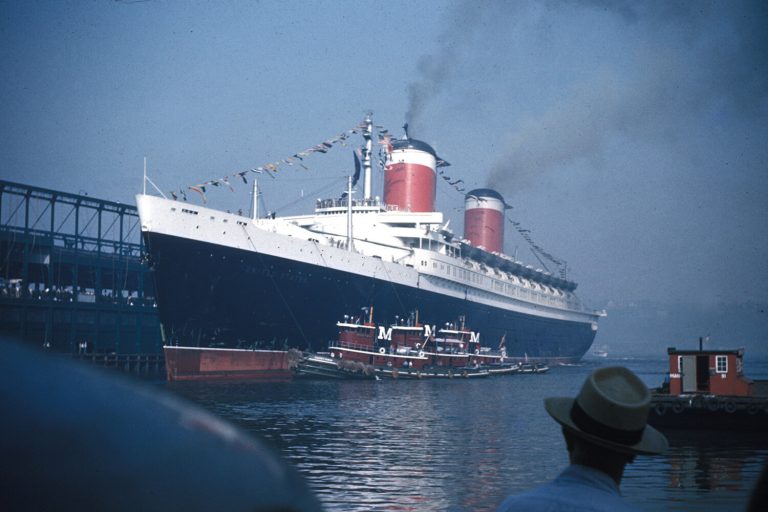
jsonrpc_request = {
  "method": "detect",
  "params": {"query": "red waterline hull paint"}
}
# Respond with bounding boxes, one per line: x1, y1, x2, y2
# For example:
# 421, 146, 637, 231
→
163, 346, 294, 381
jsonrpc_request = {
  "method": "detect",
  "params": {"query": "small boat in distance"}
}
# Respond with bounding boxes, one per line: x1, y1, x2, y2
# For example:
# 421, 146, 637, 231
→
296, 308, 521, 379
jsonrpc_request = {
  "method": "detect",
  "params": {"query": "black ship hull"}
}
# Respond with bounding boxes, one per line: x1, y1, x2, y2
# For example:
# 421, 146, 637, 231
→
145, 232, 596, 363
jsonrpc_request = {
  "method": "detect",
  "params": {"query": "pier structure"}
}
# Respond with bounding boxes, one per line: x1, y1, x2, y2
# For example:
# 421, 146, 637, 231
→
0, 180, 161, 364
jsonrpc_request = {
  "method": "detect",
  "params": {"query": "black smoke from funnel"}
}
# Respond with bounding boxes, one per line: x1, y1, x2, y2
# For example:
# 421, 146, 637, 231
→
404, 2, 488, 137
484, 1, 768, 198
406, 47, 459, 137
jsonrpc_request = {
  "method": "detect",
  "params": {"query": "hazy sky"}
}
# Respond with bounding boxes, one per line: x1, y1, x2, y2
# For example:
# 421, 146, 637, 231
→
1, 0, 766, 310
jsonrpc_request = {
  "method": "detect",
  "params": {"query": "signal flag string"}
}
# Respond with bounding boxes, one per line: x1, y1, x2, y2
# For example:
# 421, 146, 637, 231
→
170, 119, 568, 278
431, 161, 567, 277
505, 216, 567, 277
170, 119, 370, 204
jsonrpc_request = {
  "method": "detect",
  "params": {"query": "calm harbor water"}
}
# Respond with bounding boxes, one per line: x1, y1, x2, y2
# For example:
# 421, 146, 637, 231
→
167, 357, 768, 512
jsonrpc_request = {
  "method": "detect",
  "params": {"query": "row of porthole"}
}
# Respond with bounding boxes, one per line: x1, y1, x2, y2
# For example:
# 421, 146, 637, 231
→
436, 261, 546, 293
450, 277, 570, 310
456, 267, 566, 299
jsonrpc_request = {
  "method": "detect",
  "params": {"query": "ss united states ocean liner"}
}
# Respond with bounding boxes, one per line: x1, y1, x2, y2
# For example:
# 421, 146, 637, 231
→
137, 116, 604, 380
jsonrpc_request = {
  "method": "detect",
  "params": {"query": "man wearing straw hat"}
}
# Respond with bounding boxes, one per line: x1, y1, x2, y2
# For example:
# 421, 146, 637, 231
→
497, 366, 668, 511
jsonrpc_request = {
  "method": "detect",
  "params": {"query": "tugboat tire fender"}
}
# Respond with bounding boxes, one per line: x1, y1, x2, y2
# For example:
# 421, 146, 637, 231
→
379, 347, 385, 354
724, 401, 736, 413
418, 351, 425, 358
461, 370, 468, 378
654, 403, 668, 416
747, 404, 760, 415
448, 370, 454, 379
672, 402, 685, 414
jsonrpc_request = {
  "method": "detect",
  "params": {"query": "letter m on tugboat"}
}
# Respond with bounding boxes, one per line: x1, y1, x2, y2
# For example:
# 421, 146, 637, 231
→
377, 326, 393, 341
648, 337, 768, 432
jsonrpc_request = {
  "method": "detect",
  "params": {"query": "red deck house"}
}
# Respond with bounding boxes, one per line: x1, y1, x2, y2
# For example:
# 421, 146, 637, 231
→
666, 345, 753, 396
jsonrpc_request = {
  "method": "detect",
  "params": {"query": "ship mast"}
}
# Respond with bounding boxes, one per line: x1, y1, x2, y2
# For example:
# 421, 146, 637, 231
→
363, 113, 373, 200
251, 179, 259, 220
346, 175, 354, 251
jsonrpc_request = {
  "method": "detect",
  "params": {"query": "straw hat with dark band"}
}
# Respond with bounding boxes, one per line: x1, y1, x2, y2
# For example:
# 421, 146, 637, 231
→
544, 366, 668, 455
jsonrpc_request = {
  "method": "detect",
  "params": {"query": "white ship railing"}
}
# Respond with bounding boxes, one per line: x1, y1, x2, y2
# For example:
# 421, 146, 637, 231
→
417, 254, 596, 316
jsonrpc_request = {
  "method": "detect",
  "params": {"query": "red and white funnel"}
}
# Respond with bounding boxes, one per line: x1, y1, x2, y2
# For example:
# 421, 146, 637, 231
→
384, 139, 447, 212
464, 188, 506, 253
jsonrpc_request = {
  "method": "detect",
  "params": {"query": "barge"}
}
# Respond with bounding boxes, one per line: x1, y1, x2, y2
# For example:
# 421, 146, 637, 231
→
163, 346, 299, 381
648, 341, 768, 432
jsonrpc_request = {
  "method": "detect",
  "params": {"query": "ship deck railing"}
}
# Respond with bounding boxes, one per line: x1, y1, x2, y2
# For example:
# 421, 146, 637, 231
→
330, 340, 429, 357
316, 197, 382, 209
329, 340, 376, 353
424, 263, 598, 317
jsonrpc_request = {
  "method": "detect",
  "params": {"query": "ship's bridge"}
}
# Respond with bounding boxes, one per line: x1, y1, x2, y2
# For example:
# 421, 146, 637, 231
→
314, 197, 383, 214
277, 197, 451, 263
289, 198, 446, 240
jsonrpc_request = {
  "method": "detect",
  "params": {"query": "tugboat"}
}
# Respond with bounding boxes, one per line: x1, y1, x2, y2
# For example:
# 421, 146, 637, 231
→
648, 338, 768, 432
519, 362, 550, 374
296, 308, 519, 379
